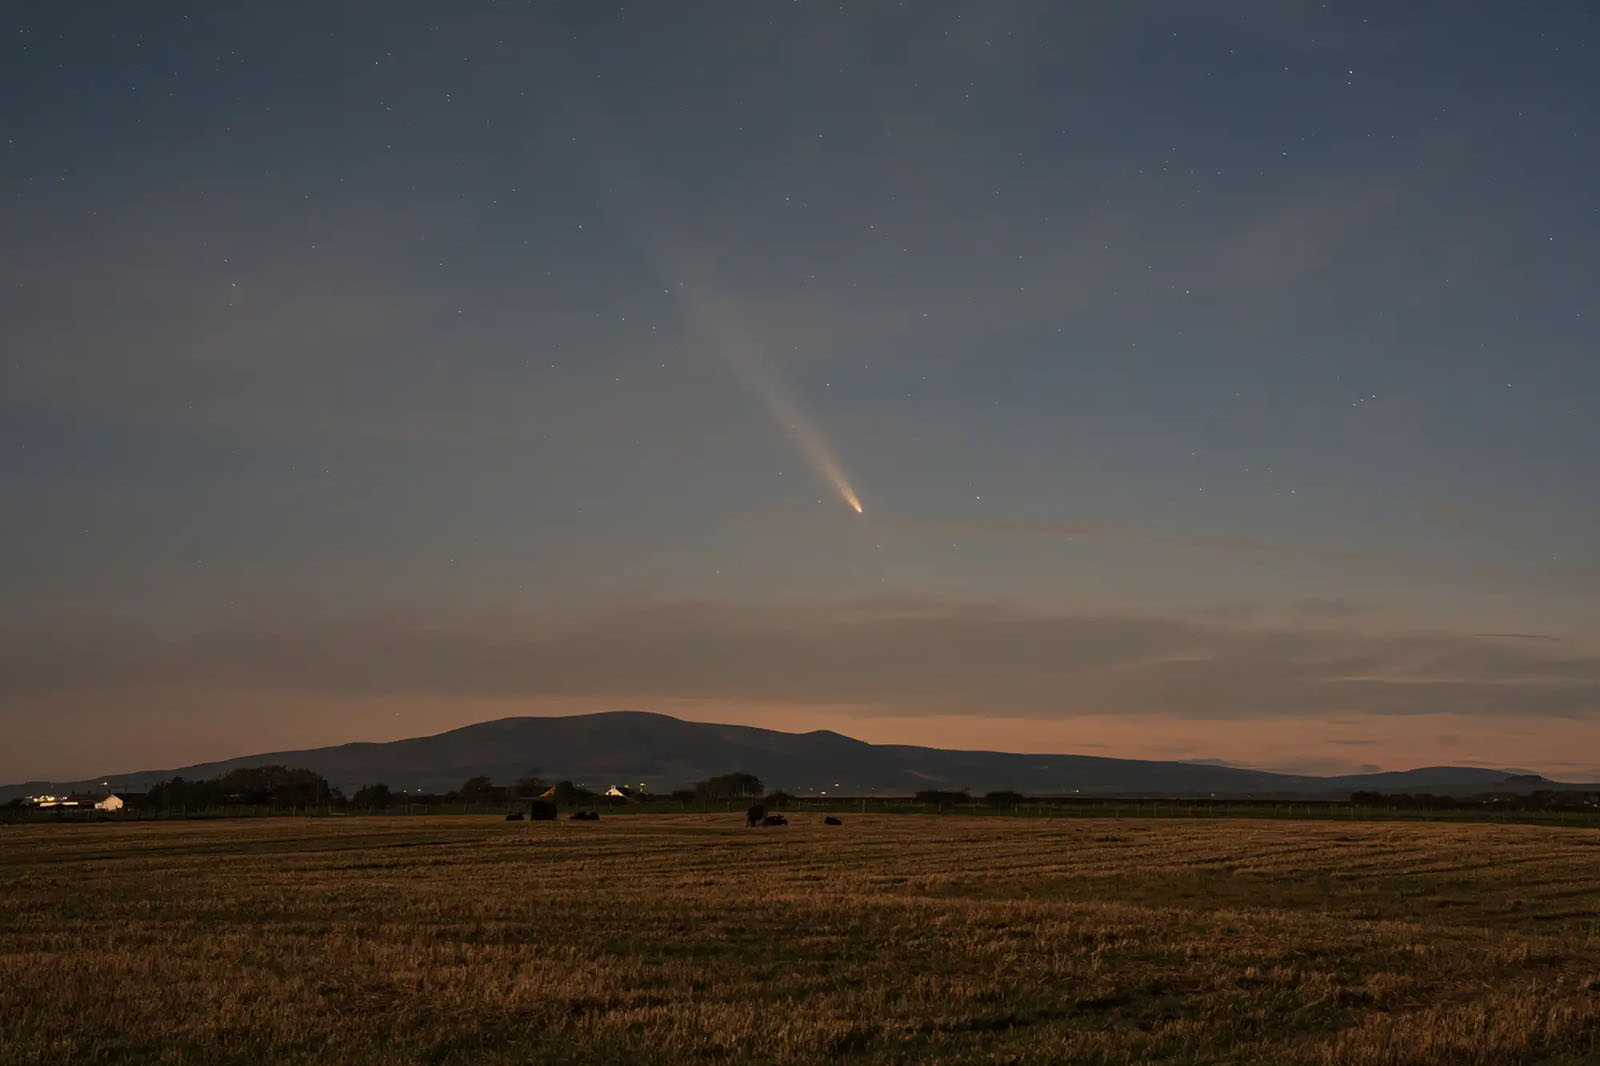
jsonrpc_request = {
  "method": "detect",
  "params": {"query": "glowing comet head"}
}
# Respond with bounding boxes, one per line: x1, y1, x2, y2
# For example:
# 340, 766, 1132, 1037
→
811, 455, 862, 514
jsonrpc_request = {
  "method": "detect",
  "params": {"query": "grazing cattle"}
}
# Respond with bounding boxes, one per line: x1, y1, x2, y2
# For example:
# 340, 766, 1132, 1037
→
528, 800, 558, 822
746, 803, 766, 828
569, 810, 599, 821
505, 812, 524, 821
823, 815, 842, 825
762, 815, 788, 826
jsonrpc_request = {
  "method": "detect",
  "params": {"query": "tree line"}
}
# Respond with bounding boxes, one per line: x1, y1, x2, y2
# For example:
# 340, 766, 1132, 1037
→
1348, 789, 1600, 813
11, 769, 1596, 818
352, 775, 606, 810
148, 766, 335, 809
1, 767, 785, 814
2, 767, 606, 813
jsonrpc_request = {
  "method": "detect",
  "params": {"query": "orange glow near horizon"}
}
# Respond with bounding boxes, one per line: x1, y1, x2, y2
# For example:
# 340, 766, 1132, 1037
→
14, 690, 1594, 784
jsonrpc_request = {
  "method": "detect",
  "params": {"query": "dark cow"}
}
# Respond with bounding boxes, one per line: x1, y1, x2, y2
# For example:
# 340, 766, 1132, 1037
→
504, 812, 524, 821
823, 815, 842, 825
569, 810, 600, 821
762, 815, 788, 826
746, 803, 766, 828
528, 800, 558, 822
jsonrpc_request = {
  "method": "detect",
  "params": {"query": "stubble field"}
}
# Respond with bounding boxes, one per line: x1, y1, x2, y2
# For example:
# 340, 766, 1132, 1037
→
2, 814, 1598, 1066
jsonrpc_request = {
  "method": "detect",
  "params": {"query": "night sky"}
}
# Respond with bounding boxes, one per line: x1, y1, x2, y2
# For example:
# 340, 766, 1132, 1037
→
5, 2, 1598, 783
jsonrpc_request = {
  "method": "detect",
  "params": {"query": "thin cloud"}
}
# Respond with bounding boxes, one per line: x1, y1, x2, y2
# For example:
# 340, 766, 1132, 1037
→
1291, 599, 1374, 619
896, 515, 1370, 568
3, 601, 1597, 722
1475, 632, 1568, 644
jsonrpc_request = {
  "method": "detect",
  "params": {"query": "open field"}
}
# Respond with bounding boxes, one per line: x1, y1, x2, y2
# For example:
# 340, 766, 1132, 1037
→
3, 815, 1598, 1065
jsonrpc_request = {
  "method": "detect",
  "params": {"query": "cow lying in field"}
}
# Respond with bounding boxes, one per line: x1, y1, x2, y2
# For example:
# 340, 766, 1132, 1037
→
823, 815, 842, 825
762, 815, 788, 826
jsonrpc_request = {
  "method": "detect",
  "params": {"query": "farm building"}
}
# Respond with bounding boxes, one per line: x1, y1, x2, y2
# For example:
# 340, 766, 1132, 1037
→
24, 794, 79, 808
23, 792, 142, 811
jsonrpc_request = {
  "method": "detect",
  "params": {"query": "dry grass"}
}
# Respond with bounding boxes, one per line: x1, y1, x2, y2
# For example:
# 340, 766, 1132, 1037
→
2, 814, 1598, 1065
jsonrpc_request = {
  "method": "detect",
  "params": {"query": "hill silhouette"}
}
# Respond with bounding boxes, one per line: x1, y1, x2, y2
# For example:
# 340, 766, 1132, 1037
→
0, 711, 1569, 801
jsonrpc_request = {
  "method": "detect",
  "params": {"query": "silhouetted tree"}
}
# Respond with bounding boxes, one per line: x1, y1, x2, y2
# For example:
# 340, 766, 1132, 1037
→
552, 780, 600, 805
459, 776, 496, 802
696, 773, 763, 799
352, 783, 393, 810
514, 775, 549, 798
146, 766, 335, 809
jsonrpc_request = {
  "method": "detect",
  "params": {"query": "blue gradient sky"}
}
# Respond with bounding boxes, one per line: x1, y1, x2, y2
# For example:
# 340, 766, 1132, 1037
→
4, 2, 1598, 782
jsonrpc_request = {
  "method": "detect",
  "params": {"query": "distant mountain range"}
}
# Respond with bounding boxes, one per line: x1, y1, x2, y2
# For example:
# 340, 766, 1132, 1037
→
1, 711, 1581, 803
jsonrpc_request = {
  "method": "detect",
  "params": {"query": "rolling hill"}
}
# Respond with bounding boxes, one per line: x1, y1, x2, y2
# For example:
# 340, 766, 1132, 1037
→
0, 711, 1570, 802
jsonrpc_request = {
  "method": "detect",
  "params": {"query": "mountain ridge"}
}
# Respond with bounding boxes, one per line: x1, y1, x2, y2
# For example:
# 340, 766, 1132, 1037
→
1, 711, 1578, 801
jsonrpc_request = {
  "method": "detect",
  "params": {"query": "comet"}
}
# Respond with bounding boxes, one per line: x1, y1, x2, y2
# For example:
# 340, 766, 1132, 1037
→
678, 282, 865, 515
576, 142, 862, 511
